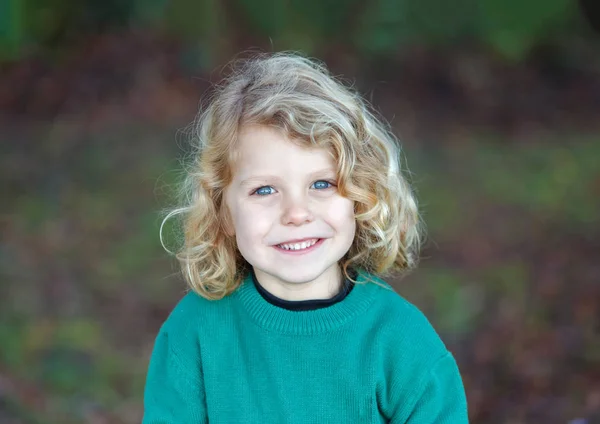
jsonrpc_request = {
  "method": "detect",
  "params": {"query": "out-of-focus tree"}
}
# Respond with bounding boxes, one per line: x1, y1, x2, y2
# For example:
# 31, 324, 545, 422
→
0, 0, 592, 64
579, 0, 600, 33
477, 0, 575, 60
0, 0, 132, 60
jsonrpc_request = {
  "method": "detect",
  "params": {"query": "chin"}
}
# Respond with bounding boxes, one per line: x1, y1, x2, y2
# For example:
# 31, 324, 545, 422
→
279, 274, 320, 285
272, 265, 334, 285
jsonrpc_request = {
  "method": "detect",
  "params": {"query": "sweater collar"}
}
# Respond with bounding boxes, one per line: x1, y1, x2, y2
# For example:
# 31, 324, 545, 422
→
251, 268, 355, 311
234, 269, 379, 335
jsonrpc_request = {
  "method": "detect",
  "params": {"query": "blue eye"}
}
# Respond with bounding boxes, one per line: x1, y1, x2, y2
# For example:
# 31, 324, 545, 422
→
312, 180, 333, 190
254, 186, 275, 196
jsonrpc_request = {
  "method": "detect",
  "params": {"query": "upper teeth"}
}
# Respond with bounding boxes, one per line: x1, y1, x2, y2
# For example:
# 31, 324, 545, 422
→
278, 239, 318, 250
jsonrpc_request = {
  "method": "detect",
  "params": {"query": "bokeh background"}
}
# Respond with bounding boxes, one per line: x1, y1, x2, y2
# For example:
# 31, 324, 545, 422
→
2, 0, 599, 423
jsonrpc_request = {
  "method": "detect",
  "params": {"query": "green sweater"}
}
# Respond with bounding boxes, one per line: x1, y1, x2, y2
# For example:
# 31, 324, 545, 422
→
143, 271, 468, 423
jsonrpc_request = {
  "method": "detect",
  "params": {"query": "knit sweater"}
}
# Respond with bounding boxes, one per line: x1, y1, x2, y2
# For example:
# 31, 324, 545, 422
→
143, 271, 469, 423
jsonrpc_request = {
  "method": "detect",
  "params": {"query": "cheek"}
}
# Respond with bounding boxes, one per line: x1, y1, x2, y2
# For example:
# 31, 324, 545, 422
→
326, 197, 356, 232
232, 204, 273, 243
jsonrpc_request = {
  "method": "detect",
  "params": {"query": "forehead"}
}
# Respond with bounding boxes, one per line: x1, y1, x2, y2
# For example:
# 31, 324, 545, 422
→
232, 125, 336, 179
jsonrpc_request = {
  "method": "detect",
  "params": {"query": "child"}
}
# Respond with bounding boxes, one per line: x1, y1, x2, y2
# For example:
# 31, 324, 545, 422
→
143, 52, 468, 423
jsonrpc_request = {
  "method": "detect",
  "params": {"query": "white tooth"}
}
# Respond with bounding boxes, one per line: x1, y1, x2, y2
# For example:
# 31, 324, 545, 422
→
278, 239, 319, 250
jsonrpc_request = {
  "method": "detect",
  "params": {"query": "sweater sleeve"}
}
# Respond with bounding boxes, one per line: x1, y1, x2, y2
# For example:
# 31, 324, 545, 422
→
396, 352, 468, 424
142, 328, 208, 423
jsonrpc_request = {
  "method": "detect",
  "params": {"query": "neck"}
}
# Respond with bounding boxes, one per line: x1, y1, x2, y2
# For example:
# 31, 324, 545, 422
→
253, 266, 343, 301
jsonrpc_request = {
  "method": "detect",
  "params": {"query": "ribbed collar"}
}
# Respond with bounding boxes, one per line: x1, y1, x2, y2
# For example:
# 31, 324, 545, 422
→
234, 269, 378, 335
252, 269, 355, 311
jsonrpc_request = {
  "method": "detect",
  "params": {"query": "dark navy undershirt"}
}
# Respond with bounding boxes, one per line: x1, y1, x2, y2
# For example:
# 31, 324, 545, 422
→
252, 270, 355, 311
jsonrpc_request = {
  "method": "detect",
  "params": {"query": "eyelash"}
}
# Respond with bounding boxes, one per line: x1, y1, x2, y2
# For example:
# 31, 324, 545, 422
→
251, 180, 336, 196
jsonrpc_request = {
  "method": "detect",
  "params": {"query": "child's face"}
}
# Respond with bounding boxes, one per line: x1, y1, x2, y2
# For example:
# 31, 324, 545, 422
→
224, 125, 356, 299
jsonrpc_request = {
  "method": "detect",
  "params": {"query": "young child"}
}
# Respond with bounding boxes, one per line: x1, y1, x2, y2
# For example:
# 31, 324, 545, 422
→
143, 53, 468, 423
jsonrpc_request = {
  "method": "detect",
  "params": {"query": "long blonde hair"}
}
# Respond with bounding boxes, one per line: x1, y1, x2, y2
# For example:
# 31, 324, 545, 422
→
162, 52, 422, 300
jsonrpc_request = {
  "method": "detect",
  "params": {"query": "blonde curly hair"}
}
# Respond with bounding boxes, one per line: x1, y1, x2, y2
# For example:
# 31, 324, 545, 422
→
162, 52, 423, 300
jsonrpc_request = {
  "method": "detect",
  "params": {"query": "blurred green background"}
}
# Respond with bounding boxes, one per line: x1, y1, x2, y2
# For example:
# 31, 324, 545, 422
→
1, 0, 599, 423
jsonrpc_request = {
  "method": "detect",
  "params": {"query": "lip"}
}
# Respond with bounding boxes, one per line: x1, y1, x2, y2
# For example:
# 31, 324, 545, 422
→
276, 237, 319, 244
273, 238, 325, 255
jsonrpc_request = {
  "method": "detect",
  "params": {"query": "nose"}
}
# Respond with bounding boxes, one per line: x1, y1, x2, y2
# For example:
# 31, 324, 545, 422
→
281, 194, 314, 226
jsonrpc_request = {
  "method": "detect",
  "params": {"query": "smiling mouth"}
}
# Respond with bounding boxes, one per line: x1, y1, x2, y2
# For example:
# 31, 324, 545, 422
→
276, 238, 321, 251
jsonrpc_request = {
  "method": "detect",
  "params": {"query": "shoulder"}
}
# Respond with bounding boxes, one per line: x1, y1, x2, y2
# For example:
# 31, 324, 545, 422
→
165, 289, 214, 321
157, 289, 228, 351
362, 273, 448, 356
162, 290, 210, 328
362, 275, 462, 413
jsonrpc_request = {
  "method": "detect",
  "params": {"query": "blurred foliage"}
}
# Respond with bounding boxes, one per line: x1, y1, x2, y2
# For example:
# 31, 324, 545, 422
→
358, 0, 477, 53
478, 0, 574, 60
0, 0, 589, 64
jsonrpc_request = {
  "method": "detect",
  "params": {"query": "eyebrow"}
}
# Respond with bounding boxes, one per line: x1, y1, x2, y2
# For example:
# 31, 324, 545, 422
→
239, 169, 336, 187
